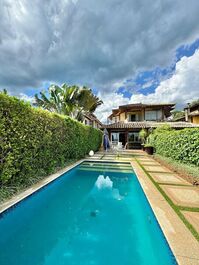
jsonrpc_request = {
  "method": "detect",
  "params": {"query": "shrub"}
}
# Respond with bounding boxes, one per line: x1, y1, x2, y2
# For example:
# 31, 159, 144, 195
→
153, 128, 199, 166
0, 93, 102, 185
139, 129, 148, 144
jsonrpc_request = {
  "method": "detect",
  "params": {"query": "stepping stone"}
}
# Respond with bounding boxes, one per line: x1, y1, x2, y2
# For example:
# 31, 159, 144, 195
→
102, 157, 115, 160
160, 185, 199, 207
141, 161, 160, 166
144, 165, 171, 173
150, 172, 190, 185
137, 157, 154, 162
182, 211, 199, 234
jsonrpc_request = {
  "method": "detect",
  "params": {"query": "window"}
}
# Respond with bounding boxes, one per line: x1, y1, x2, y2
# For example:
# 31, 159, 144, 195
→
114, 116, 118, 122
128, 132, 140, 142
130, 114, 136, 121
111, 132, 119, 142
111, 132, 125, 146
128, 112, 142, 121
145, 110, 162, 121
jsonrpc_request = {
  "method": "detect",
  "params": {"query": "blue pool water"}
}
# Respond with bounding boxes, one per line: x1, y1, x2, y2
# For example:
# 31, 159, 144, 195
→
0, 161, 176, 265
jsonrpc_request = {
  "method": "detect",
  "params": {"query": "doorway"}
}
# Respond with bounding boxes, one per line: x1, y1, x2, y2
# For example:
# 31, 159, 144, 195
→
111, 132, 126, 147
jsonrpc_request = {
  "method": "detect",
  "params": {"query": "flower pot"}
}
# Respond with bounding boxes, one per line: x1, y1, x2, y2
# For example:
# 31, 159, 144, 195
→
145, 146, 154, 155
141, 144, 145, 151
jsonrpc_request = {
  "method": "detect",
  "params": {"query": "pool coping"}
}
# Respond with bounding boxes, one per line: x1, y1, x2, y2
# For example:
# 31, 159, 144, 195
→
0, 158, 199, 265
131, 160, 199, 265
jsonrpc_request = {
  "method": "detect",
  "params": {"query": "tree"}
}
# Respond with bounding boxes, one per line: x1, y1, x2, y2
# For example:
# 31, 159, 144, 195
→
34, 84, 103, 121
171, 110, 185, 121
0, 89, 8, 94
77, 86, 103, 113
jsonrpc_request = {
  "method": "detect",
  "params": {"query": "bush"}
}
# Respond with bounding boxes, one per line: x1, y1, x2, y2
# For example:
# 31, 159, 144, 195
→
153, 128, 199, 166
0, 93, 102, 185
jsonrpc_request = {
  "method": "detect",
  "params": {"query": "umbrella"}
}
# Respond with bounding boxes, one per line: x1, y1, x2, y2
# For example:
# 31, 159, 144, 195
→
103, 128, 110, 150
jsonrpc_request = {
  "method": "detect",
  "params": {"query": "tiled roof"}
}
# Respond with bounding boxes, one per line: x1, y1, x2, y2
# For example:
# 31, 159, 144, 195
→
84, 113, 102, 126
189, 110, 199, 117
102, 121, 199, 129
118, 103, 175, 108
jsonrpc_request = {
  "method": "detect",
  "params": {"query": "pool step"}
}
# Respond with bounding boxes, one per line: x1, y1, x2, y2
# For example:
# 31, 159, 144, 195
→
83, 161, 131, 165
82, 162, 132, 169
78, 166, 133, 173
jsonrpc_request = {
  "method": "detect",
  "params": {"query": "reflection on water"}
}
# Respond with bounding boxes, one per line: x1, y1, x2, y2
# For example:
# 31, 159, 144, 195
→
93, 175, 123, 201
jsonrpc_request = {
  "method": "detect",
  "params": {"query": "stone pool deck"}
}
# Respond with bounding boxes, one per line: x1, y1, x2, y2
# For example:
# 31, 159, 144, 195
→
88, 149, 199, 265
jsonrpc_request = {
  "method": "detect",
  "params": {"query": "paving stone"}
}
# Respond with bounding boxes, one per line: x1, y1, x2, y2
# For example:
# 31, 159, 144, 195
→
137, 157, 155, 162
140, 160, 160, 164
150, 172, 190, 185
160, 185, 199, 207
182, 211, 199, 234
144, 165, 171, 173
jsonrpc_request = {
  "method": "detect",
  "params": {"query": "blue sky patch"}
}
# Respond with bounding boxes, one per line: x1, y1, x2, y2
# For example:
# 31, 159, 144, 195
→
117, 39, 199, 98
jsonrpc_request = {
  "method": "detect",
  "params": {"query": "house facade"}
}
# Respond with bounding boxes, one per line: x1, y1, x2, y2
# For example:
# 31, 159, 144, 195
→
184, 101, 199, 124
104, 103, 198, 149
83, 113, 102, 129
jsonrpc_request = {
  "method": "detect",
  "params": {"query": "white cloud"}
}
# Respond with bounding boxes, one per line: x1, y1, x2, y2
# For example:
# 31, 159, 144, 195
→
1, 0, 199, 93
18, 93, 35, 103
95, 92, 129, 123
96, 50, 199, 122
130, 49, 199, 107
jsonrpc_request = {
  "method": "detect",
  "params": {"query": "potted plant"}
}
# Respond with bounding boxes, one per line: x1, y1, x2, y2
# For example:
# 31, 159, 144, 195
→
144, 144, 154, 155
139, 129, 148, 151
144, 132, 154, 155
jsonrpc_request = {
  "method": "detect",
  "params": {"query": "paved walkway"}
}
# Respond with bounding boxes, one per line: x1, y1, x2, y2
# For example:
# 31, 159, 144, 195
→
89, 149, 199, 238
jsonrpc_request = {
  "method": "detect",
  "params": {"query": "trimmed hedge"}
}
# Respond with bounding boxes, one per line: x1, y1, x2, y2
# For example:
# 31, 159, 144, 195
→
153, 128, 199, 166
0, 94, 102, 185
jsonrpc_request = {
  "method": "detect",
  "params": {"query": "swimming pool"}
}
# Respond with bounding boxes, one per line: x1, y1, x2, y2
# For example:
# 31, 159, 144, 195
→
0, 161, 176, 265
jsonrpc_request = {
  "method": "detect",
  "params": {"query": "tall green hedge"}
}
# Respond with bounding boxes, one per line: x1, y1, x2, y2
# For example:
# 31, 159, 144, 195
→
0, 93, 102, 185
153, 128, 199, 166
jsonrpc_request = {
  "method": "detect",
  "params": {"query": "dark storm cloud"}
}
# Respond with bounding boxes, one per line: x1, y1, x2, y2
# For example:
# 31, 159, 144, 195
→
1, 0, 199, 93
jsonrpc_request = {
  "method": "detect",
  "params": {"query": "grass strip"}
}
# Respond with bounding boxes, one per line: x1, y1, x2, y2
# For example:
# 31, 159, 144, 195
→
178, 206, 199, 212
136, 159, 199, 242
157, 183, 192, 187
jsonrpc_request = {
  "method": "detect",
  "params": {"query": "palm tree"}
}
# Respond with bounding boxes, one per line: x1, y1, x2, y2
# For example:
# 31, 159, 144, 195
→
34, 85, 63, 114
77, 86, 103, 113
34, 84, 103, 121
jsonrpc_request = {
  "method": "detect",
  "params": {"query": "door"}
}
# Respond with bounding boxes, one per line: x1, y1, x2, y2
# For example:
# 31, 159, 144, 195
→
128, 132, 141, 149
111, 132, 126, 147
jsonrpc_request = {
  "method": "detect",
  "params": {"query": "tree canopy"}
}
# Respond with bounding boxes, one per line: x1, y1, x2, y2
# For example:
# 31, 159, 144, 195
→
34, 84, 103, 121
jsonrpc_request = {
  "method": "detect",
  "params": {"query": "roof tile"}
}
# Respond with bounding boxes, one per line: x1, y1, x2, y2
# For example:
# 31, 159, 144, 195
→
102, 121, 199, 129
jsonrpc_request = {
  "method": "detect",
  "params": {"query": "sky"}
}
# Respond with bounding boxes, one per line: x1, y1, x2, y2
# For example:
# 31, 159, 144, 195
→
1, 0, 199, 122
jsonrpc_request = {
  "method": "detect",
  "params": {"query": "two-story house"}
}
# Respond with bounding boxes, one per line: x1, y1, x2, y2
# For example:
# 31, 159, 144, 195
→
104, 103, 198, 149
184, 101, 199, 124
83, 113, 102, 129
